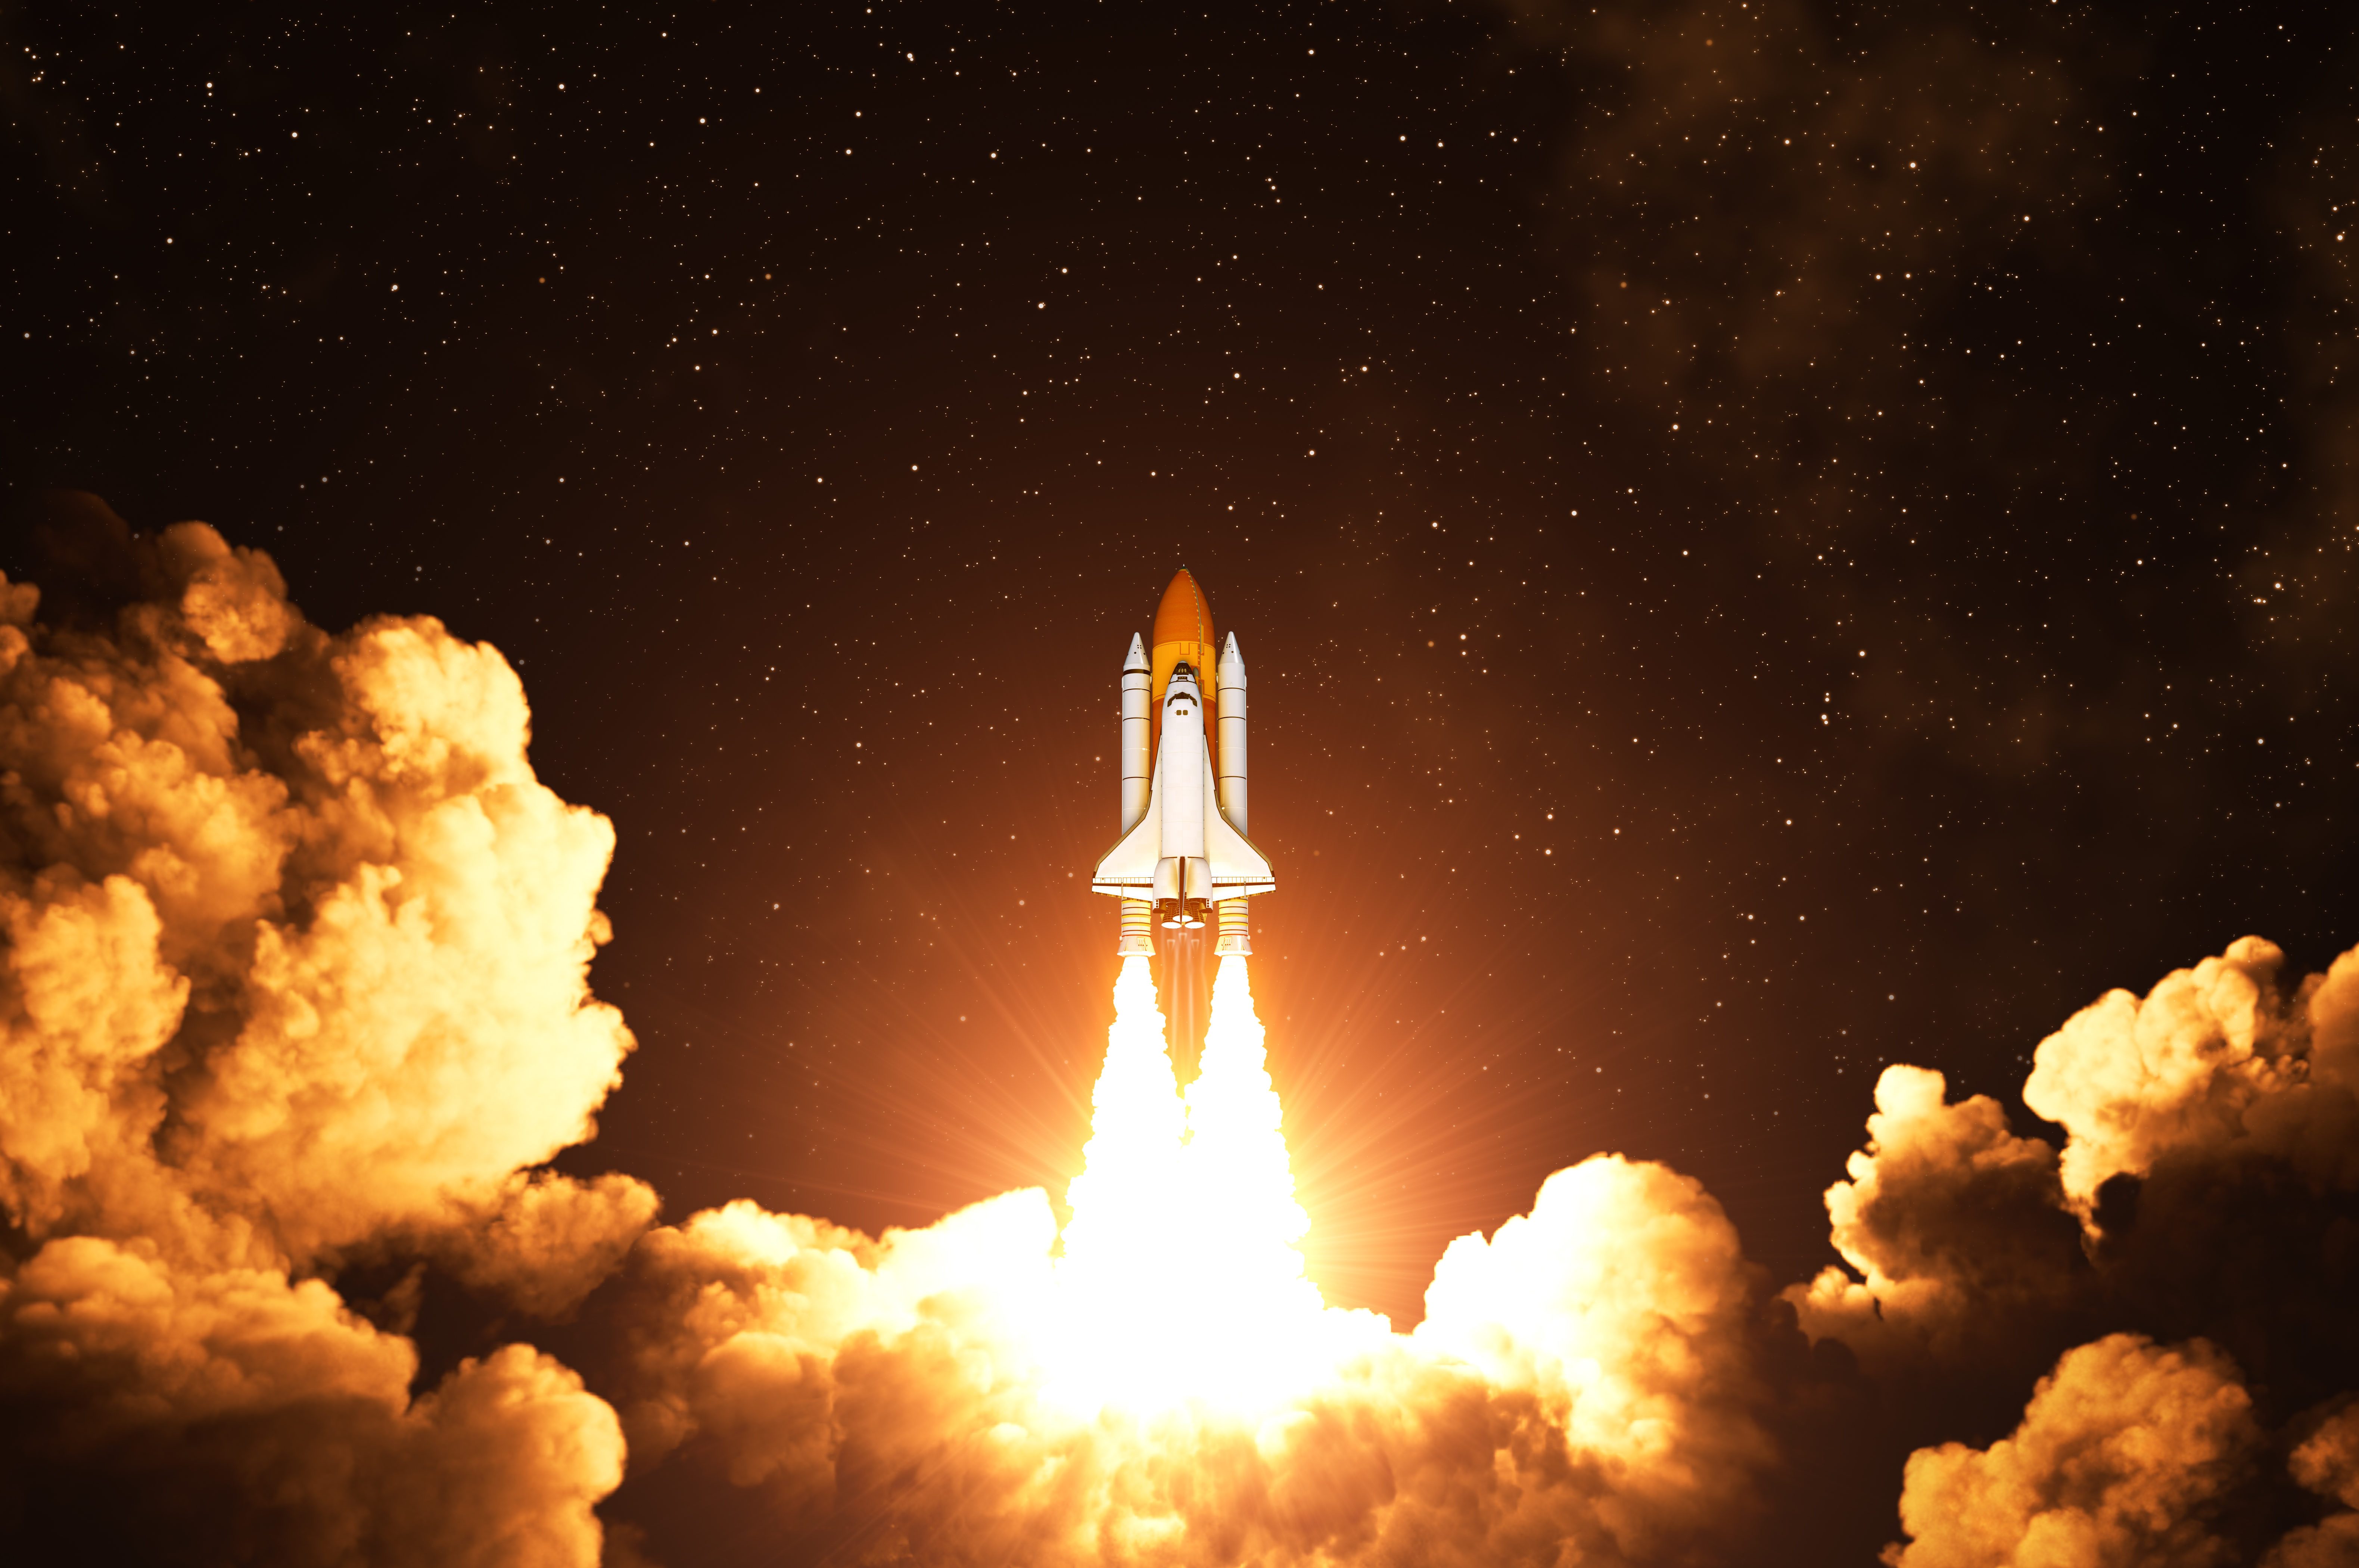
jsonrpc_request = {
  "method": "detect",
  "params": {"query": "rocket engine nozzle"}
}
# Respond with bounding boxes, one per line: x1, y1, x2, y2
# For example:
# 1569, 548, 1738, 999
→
1213, 898, 1251, 955
1118, 898, 1154, 956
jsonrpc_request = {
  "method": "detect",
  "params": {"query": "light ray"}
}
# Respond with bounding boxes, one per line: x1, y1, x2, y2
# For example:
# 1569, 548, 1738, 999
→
1046, 954, 1387, 1414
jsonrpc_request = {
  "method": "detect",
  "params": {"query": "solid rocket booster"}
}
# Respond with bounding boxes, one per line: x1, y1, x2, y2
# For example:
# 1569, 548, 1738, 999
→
1215, 631, 1251, 956
1092, 570, 1274, 955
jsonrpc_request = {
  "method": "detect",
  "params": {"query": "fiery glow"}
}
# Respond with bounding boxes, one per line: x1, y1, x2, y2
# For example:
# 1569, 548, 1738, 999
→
1175, 958, 1351, 1381
1045, 956, 1193, 1409
1047, 955, 1384, 1413
0, 518, 1778, 1561
20, 519, 2359, 1562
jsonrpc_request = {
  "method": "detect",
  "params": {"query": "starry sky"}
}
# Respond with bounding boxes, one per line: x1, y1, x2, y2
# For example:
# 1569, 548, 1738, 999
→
7, 0, 2359, 1320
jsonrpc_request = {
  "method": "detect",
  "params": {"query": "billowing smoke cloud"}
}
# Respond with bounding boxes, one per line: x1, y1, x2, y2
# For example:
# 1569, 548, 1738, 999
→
1, 1247, 622, 1568
1790, 935, 2359, 1562
1887, 1334, 2259, 1568
2274, 1405, 2359, 1567
570, 921, 2359, 1567
2026, 937, 2359, 1213
1793, 938, 2359, 1370
11, 498, 2359, 1568
1882, 1338, 2359, 1568
591, 960, 1793, 1565
1789, 1065, 2091, 1396
0, 495, 648, 1561
608, 1152, 1789, 1567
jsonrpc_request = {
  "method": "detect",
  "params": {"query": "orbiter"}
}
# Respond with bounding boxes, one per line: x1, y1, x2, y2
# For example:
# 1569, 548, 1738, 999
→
1090, 570, 1275, 960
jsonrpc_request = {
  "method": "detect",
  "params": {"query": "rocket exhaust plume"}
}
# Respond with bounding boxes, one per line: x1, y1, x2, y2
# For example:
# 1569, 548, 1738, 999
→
1050, 952, 1354, 1414
1047, 955, 1193, 1407
1054, 577, 1340, 1406
11, 523, 2359, 1566
1177, 956, 1325, 1363
606, 572, 1789, 1563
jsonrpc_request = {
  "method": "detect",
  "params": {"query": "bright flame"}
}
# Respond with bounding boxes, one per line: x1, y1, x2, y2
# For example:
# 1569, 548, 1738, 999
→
1047, 957, 1194, 1407
619, 947, 1781, 1560
1047, 955, 1387, 1414
1177, 958, 1331, 1368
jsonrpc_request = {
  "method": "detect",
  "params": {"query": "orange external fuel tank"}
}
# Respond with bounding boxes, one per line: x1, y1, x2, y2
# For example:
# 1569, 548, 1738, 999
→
1149, 569, 1219, 763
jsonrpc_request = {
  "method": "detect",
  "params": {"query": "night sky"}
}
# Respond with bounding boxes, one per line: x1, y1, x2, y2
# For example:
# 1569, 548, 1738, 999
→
8, 0, 2358, 1329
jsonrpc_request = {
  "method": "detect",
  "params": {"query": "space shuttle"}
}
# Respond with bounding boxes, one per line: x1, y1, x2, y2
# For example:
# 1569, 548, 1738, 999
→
1090, 570, 1274, 957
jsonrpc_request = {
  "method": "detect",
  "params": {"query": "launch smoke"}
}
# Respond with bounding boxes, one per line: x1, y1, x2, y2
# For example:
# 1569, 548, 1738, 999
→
0, 501, 649, 1564
7, 503, 2359, 1565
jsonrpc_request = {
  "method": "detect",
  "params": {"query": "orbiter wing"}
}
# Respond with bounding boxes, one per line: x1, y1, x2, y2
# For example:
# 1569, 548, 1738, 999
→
1091, 745, 1273, 899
